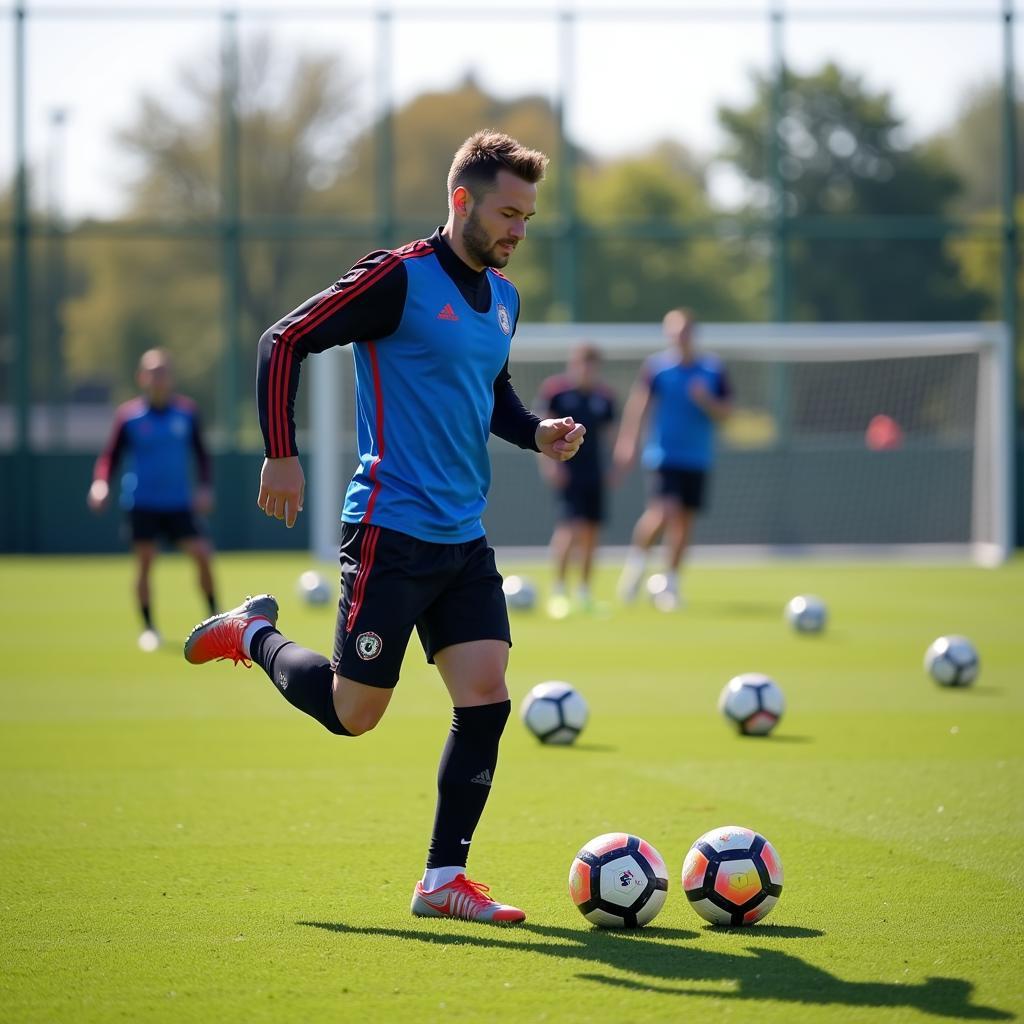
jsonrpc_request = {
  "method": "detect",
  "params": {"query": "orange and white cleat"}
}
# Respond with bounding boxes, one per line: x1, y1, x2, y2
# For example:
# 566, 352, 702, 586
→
183, 594, 279, 667
410, 874, 526, 924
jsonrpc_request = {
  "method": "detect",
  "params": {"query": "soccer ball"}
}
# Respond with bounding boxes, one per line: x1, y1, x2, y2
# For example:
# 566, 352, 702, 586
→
520, 681, 588, 744
785, 594, 827, 634
569, 832, 669, 928
718, 673, 785, 736
502, 575, 536, 611
924, 635, 979, 687
297, 570, 331, 605
646, 573, 679, 612
681, 825, 784, 926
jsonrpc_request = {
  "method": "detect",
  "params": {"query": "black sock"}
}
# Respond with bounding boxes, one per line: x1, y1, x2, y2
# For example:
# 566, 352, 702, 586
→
140, 603, 153, 631
250, 628, 350, 736
426, 700, 511, 869
205, 591, 217, 616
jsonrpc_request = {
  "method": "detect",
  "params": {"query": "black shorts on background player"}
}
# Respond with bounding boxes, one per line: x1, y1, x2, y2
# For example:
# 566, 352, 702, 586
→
559, 478, 605, 523
654, 467, 707, 511
332, 523, 512, 687
128, 508, 202, 544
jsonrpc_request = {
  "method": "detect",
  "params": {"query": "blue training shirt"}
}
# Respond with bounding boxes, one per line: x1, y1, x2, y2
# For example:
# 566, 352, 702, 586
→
642, 351, 731, 471
257, 232, 538, 546
343, 249, 519, 542
94, 396, 211, 511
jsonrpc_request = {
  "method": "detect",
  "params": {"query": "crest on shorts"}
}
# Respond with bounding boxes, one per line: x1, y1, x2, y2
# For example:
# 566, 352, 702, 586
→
356, 631, 382, 660
496, 303, 511, 336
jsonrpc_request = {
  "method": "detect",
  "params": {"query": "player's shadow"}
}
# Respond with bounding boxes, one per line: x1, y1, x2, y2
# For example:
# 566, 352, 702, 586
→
298, 920, 1012, 1020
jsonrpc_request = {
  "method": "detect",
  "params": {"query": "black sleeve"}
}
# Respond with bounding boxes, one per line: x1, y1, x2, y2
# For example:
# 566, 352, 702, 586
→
491, 360, 541, 452
258, 251, 408, 459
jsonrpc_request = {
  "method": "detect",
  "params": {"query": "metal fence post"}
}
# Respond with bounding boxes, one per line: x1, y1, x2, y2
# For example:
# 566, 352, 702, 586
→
12, 4, 33, 551
219, 9, 242, 448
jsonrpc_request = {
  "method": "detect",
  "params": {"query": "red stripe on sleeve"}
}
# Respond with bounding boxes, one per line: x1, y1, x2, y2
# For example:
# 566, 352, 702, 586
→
268, 255, 401, 458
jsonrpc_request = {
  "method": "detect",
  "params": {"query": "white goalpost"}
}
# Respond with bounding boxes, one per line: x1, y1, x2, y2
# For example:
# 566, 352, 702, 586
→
310, 322, 1014, 566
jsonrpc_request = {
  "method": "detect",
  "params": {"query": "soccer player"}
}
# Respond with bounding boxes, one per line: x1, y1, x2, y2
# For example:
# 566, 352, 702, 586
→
183, 131, 584, 924
612, 308, 732, 610
536, 343, 616, 616
87, 348, 218, 651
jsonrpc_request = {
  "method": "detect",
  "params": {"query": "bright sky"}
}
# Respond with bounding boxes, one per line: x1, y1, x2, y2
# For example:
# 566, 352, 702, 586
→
1, 0, 1016, 217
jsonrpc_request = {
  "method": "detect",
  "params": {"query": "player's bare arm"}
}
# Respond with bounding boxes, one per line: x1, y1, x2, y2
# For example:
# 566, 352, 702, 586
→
611, 381, 652, 483
688, 379, 733, 422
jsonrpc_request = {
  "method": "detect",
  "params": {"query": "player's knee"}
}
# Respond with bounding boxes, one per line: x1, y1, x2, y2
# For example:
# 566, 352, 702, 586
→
341, 704, 384, 736
465, 677, 509, 706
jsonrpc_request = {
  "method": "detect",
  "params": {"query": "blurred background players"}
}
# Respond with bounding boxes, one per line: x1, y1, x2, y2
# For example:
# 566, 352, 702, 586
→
537, 343, 616, 616
87, 348, 218, 650
613, 309, 732, 610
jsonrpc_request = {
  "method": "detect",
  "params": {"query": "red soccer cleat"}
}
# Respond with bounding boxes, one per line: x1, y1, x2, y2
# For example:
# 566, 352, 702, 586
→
183, 594, 279, 668
410, 874, 526, 924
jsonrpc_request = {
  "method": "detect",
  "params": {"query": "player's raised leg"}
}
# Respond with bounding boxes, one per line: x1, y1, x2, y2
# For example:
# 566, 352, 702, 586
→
411, 638, 525, 924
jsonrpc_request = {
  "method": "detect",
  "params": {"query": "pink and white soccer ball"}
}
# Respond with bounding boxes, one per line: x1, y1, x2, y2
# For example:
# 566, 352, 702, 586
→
568, 832, 669, 928
681, 825, 784, 926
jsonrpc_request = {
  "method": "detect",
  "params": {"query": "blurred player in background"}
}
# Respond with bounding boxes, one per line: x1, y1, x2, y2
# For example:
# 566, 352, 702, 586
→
87, 348, 217, 651
183, 131, 584, 924
536, 343, 616, 617
613, 308, 732, 610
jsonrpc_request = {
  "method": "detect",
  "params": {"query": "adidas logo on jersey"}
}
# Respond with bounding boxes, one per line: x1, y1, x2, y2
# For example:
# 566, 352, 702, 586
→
437, 304, 459, 321
470, 768, 493, 786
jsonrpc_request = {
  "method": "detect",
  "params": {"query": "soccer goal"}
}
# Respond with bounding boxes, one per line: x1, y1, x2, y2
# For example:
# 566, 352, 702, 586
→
309, 322, 1014, 566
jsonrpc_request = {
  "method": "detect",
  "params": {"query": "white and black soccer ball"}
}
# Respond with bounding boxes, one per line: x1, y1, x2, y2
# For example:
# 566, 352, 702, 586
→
520, 681, 588, 745
924, 635, 979, 687
681, 825, 784, 926
297, 570, 331, 606
718, 673, 785, 736
502, 575, 537, 611
785, 594, 827, 634
569, 832, 669, 928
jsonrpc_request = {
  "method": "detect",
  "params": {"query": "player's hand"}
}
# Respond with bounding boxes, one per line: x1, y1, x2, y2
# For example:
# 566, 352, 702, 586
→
688, 379, 710, 407
193, 485, 214, 516
87, 479, 110, 514
536, 417, 586, 462
258, 456, 305, 529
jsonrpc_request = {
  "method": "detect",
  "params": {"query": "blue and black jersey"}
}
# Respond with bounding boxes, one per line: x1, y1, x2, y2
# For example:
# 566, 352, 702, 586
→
257, 228, 542, 544
537, 376, 616, 483
641, 352, 731, 471
94, 396, 211, 511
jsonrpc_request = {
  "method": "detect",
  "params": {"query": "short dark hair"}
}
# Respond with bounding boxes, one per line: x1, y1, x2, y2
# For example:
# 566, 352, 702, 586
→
447, 130, 549, 205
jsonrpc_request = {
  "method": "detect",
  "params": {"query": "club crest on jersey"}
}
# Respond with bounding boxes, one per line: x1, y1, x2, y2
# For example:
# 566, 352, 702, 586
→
496, 303, 511, 336
356, 631, 382, 660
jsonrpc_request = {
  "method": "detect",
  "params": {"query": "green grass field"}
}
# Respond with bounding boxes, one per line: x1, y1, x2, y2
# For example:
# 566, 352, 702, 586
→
1, 552, 1022, 1023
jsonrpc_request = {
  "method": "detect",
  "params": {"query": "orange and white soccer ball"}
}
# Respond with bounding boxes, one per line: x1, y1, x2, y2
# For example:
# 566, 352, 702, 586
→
568, 832, 669, 928
681, 825, 784, 926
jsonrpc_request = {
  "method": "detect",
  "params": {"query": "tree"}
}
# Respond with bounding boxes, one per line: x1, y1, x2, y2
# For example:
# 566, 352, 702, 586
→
930, 80, 1024, 216
64, 38, 357, 421
718, 62, 987, 322
576, 142, 762, 321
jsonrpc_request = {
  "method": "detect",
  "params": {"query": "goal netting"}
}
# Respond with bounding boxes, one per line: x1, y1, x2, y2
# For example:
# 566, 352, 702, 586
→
309, 322, 1013, 565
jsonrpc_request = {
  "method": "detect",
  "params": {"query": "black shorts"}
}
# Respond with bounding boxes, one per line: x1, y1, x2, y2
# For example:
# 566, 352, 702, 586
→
559, 478, 605, 524
331, 523, 512, 688
654, 468, 708, 511
128, 508, 203, 544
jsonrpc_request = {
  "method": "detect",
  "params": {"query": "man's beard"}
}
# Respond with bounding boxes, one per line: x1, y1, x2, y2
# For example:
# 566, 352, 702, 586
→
463, 208, 512, 269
